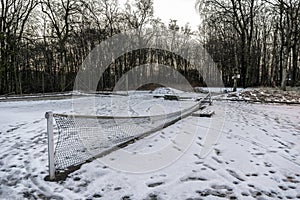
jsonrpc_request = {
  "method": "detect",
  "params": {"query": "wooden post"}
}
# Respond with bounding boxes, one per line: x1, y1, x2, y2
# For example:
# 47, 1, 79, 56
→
209, 91, 212, 105
126, 74, 129, 95
233, 68, 240, 92
45, 112, 55, 180
233, 75, 237, 92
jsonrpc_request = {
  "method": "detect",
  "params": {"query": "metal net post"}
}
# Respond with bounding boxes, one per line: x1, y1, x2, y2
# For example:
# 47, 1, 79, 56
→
45, 112, 55, 180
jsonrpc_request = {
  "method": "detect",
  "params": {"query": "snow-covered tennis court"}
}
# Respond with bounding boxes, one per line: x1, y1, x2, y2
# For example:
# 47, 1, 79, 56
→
0, 90, 300, 199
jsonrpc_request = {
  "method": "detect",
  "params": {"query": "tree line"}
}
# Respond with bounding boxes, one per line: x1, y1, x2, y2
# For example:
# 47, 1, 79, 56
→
0, 0, 299, 95
0, 0, 207, 95
197, 0, 300, 90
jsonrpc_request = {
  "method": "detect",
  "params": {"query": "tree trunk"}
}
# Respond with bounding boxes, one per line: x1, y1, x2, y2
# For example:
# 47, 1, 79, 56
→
291, 44, 298, 86
281, 48, 289, 91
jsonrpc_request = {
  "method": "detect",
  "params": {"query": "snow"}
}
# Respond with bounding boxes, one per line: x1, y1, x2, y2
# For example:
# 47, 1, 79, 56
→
220, 88, 300, 104
151, 87, 186, 95
194, 87, 245, 94
0, 90, 300, 199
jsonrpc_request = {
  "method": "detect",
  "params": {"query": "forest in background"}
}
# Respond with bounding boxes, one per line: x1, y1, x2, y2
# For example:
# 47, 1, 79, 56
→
197, 0, 300, 90
0, 0, 299, 95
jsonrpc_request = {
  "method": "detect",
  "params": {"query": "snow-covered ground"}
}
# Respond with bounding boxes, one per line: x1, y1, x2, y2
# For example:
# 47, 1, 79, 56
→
0, 90, 300, 199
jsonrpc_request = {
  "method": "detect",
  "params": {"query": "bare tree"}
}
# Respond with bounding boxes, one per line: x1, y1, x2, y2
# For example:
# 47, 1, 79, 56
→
41, 0, 82, 91
0, 0, 38, 94
265, 0, 300, 90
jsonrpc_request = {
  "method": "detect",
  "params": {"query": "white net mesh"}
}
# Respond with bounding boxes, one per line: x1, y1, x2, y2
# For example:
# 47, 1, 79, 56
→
52, 94, 211, 171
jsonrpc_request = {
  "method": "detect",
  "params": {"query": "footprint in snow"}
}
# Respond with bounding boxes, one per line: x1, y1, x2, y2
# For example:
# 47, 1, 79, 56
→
211, 184, 233, 191
226, 169, 245, 181
196, 188, 236, 198
180, 176, 207, 182
6, 124, 25, 133
147, 182, 164, 188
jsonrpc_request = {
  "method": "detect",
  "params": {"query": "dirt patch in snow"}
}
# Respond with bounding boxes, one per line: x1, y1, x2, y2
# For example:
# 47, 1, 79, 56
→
221, 88, 300, 104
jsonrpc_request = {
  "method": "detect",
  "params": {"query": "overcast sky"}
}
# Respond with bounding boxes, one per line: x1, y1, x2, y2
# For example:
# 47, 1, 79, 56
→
119, 0, 201, 31
153, 0, 200, 30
